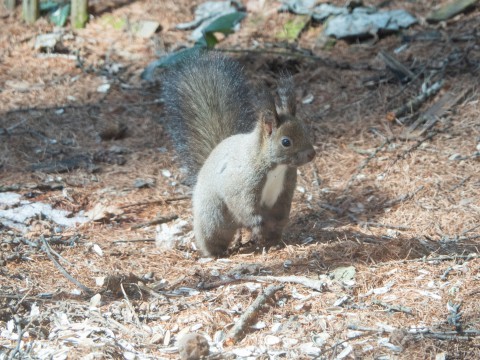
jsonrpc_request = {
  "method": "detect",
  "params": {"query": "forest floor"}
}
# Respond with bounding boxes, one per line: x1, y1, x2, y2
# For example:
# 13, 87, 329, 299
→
0, 0, 479, 359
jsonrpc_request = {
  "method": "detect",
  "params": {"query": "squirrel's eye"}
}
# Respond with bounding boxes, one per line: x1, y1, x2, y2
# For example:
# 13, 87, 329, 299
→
281, 137, 291, 147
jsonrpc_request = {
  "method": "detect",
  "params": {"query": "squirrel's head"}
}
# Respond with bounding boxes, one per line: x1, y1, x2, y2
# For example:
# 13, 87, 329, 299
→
257, 77, 316, 167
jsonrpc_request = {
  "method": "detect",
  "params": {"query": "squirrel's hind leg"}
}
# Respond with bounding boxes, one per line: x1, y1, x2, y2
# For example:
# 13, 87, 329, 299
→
193, 204, 237, 257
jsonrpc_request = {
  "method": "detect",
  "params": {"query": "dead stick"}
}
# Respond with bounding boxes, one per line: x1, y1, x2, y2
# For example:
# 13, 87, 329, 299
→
316, 333, 370, 358
392, 80, 444, 119
449, 176, 472, 192
379, 50, 415, 80
383, 185, 424, 208
130, 214, 178, 230
348, 214, 410, 231
372, 299, 413, 315
121, 196, 190, 209
113, 238, 156, 244
227, 284, 283, 343
5, 100, 163, 115
244, 275, 326, 292
344, 139, 389, 193
120, 284, 146, 333
347, 324, 387, 333
374, 253, 480, 267
40, 236, 93, 295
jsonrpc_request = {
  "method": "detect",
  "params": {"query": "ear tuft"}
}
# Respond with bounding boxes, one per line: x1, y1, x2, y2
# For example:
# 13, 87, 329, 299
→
276, 75, 296, 116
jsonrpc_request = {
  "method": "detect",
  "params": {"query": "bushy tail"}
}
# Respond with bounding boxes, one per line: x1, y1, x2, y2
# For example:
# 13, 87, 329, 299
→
162, 50, 256, 180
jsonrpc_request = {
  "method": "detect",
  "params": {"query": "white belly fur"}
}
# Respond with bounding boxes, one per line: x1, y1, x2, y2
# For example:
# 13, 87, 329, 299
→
261, 165, 287, 208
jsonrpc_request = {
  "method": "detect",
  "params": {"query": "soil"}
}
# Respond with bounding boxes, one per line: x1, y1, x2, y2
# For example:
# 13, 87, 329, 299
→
1, 0, 479, 359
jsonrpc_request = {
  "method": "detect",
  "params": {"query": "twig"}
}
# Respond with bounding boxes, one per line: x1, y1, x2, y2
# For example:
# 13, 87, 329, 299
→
390, 80, 444, 119
319, 203, 343, 215
372, 299, 413, 315
130, 214, 178, 230
379, 50, 415, 81
7, 315, 35, 360
199, 278, 243, 290
461, 223, 480, 236
12, 290, 32, 313
316, 333, 370, 358
120, 284, 146, 332
0, 118, 27, 136
40, 236, 93, 295
227, 284, 283, 343
407, 85, 474, 135
120, 196, 190, 209
243, 275, 326, 292
450, 176, 472, 192
344, 139, 389, 193
374, 253, 480, 267
311, 163, 321, 187
409, 328, 480, 341
46, 245, 74, 267
5, 100, 163, 116
347, 324, 387, 333
8, 315, 23, 360
200, 274, 326, 292
348, 214, 410, 231
384, 185, 425, 208
113, 238, 156, 244
440, 266, 453, 281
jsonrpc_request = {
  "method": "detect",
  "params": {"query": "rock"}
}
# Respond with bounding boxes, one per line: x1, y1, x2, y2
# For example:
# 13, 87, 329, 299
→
449, 153, 463, 161
96, 83, 111, 93
132, 20, 160, 38
34, 33, 62, 50
324, 8, 417, 39
134, 178, 155, 189
427, 0, 478, 22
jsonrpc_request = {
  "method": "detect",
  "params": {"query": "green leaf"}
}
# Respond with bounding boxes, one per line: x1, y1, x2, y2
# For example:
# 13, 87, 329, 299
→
101, 14, 127, 30
427, 0, 478, 22
40, 1, 59, 13
197, 11, 246, 48
203, 11, 246, 35
276, 15, 310, 41
50, 3, 70, 26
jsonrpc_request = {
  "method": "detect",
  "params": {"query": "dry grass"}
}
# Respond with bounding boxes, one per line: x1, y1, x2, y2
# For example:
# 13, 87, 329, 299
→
1, 0, 479, 359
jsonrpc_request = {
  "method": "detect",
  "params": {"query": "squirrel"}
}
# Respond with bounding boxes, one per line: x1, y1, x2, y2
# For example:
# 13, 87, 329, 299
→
163, 50, 316, 257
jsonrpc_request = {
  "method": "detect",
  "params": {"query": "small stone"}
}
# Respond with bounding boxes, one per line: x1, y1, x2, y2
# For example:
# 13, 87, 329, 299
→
97, 83, 111, 93
133, 20, 160, 38
449, 153, 462, 161
161, 169, 172, 178
134, 178, 155, 188
265, 335, 281, 346
34, 33, 62, 50
90, 294, 101, 308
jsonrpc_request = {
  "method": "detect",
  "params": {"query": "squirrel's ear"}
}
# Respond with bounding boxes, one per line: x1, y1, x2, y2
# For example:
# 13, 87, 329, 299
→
276, 75, 296, 116
261, 108, 279, 136
255, 85, 279, 136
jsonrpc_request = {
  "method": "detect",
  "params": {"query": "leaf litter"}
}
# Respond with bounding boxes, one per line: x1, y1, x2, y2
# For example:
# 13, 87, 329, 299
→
1, 0, 480, 359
